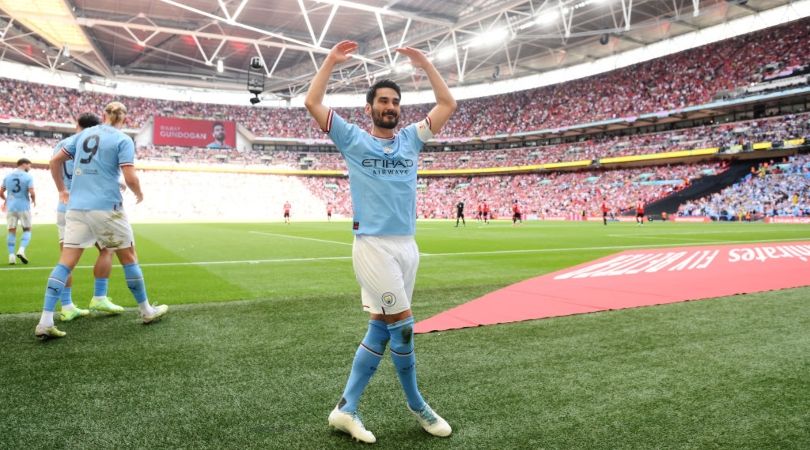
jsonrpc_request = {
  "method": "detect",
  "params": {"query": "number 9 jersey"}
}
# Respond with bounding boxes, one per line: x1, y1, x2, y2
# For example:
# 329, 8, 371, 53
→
61, 124, 135, 211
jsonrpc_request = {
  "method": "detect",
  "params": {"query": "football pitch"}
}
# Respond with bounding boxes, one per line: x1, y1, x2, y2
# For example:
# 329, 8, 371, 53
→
1, 221, 808, 448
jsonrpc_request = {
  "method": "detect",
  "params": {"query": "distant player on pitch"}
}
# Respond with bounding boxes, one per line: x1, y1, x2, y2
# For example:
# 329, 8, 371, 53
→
511, 200, 522, 226
2, 158, 36, 265
305, 40, 456, 443
455, 200, 465, 227
37, 102, 168, 339
636, 199, 645, 225
283, 201, 291, 224
601, 200, 609, 226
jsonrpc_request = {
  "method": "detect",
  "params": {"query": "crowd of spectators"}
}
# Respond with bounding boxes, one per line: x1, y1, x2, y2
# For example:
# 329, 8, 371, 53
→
259, 112, 810, 171
0, 168, 330, 223
303, 162, 722, 219
679, 154, 810, 219
1, 19, 808, 139
4, 104, 804, 172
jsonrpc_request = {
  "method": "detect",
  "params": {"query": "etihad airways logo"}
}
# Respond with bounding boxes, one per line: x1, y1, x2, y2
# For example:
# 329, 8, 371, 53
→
362, 158, 414, 176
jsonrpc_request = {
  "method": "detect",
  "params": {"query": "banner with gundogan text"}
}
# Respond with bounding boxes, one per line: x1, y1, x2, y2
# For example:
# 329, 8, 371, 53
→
153, 116, 236, 149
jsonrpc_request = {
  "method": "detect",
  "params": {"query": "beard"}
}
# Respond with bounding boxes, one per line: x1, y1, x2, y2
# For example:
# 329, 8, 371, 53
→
372, 109, 399, 129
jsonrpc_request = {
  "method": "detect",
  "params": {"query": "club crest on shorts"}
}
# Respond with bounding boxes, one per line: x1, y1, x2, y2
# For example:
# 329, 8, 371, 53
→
381, 292, 397, 307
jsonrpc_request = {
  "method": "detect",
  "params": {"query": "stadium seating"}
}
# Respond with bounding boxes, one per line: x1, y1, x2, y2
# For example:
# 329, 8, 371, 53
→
679, 154, 810, 220
303, 163, 723, 219
1, 19, 808, 139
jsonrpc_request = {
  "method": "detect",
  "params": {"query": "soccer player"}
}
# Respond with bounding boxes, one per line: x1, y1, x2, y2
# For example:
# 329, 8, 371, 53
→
482, 200, 490, 224
601, 200, 609, 226
305, 40, 456, 443
36, 101, 168, 339
511, 200, 522, 226
327, 202, 333, 222
52, 113, 123, 321
454, 200, 465, 227
283, 201, 291, 224
476, 201, 483, 223
1, 158, 36, 265
636, 199, 645, 225
206, 121, 230, 149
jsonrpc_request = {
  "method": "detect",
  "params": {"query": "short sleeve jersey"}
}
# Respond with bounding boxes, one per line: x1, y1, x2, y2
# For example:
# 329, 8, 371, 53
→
2, 169, 34, 212
61, 124, 134, 211
325, 110, 433, 235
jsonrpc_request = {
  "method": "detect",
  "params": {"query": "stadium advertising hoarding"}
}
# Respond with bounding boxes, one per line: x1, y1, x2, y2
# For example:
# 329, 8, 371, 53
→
416, 241, 810, 333
766, 217, 810, 224
153, 116, 236, 149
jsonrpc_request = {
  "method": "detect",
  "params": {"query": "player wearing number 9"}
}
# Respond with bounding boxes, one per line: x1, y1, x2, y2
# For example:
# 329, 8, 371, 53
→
37, 101, 169, 340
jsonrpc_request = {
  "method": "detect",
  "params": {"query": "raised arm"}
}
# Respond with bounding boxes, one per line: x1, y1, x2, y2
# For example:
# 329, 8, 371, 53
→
396, 47, 457, 135
304, 40, 358, 131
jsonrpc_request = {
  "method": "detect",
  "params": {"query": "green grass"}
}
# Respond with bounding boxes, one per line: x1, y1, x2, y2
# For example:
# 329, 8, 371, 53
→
1, 220, 809, 448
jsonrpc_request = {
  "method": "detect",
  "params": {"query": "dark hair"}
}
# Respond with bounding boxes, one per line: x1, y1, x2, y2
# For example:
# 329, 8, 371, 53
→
213, 121, 225, 129
366, 79, 401, 105
77, 113, 100, 129
17, 158, 31, 166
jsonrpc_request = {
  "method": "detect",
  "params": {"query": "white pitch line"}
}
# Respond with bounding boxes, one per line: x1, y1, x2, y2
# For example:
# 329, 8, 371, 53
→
607, 229, 801, 237
1, 237, 807, 273
249, 230, 352, 246
0, 255, 354, 272
608, 234, 723, 242
419, 236, 810, 258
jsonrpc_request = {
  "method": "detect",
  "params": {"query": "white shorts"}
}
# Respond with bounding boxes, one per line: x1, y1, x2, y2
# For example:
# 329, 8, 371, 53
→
352, 235, 419, 315
63, 209, 135, 250
57, 211, 66, 242
6, 211, 32, 229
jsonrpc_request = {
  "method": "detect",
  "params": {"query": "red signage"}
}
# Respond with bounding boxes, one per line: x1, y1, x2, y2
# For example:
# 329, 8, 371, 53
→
153, 116, 236, 148
766, 217, 810, 224
416, 241, 810, 333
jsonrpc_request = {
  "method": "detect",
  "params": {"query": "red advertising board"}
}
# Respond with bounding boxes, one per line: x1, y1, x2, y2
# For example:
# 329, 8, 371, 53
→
766, 217, 810, 224
416, 241, 810, 333
153, 116, 236, 148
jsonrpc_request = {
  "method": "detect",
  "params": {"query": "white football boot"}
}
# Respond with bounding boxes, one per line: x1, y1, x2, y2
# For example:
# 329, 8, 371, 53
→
409, 403, 452, 437
328, 407, 376, 444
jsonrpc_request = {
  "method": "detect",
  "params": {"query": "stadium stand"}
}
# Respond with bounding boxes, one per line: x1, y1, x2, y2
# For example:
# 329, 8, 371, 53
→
1, 19, 808, 139
678, 153, 810, 220
303, 163, 723, 219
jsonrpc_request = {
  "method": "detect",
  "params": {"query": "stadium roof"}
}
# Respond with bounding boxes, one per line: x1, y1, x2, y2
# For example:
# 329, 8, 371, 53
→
0, 0, 796, 97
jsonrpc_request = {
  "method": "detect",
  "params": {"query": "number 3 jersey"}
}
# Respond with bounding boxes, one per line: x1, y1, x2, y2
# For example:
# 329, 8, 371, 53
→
61, 124, 135, 211
2, 169, 34, 212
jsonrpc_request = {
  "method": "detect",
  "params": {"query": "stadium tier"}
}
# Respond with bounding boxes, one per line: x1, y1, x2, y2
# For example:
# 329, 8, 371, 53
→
4, 2, 810, 448
679, 153, 810, 219
1, 18, 809, 140
6, 160, 725, 223
3, 112, 808, 172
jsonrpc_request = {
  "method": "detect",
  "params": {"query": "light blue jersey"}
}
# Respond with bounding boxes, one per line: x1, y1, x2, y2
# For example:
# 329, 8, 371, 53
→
326, 110, 432, 236
2, 169, 35, 212
53, 135, 77, 214
62, 124, 134, 211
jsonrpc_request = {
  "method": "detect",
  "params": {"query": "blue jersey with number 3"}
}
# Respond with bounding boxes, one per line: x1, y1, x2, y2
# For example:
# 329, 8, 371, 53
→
53, 135, 77, 213
62, 124, 135, 211
2, 169, 34, 212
